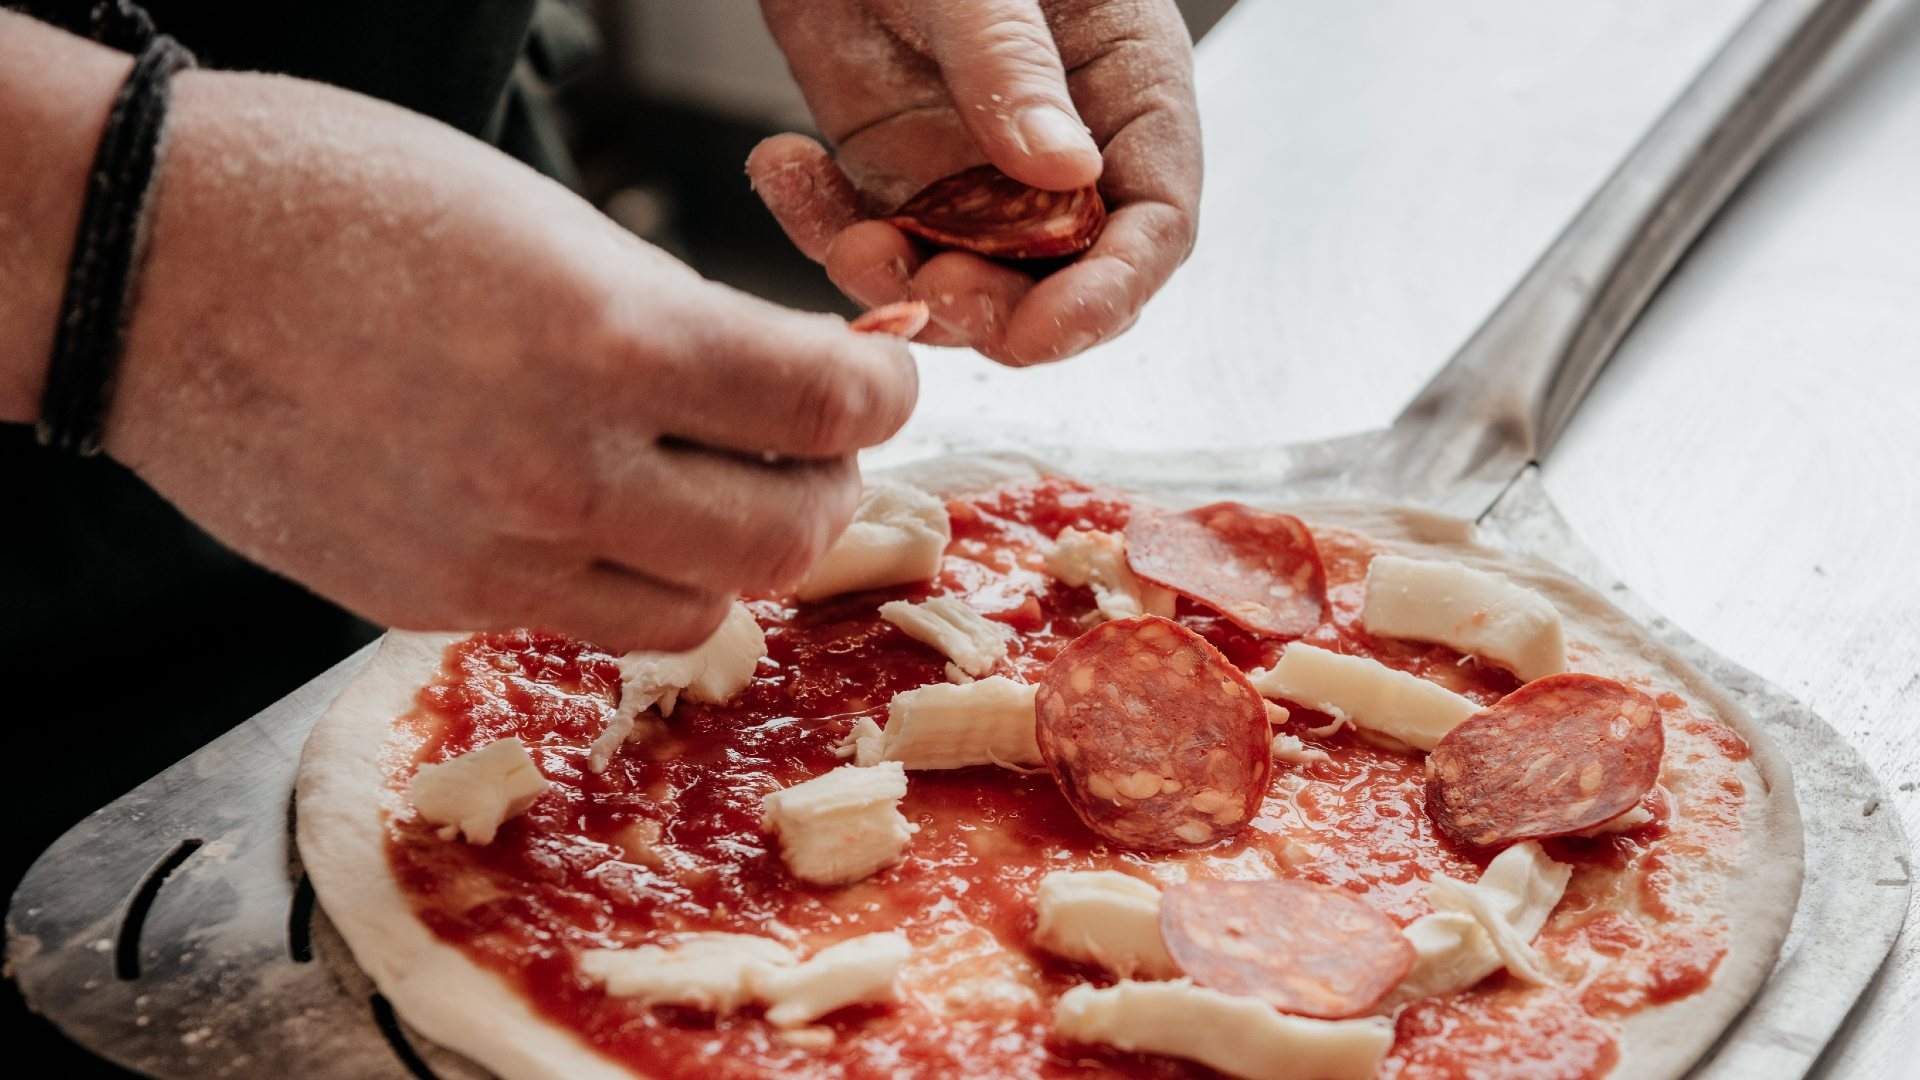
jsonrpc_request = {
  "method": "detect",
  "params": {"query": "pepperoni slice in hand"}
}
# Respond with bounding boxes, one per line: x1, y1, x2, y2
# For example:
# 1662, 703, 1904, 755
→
1035, 616, 1272, 851
887, 165, 1106, 260
1426, 673, 1665, 848
849, 300, 931, 338
1124, 503, 1329, 638
1159, 879, 1415, 1018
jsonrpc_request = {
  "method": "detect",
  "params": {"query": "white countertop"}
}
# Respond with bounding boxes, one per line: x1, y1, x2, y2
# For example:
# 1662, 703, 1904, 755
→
892, 1, 1920, 1074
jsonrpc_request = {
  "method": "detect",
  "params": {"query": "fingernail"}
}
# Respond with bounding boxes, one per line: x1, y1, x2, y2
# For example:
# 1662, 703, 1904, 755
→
1016, 106, 1097, 161
846, 256, 910, 306
1057, 330, 1099, 358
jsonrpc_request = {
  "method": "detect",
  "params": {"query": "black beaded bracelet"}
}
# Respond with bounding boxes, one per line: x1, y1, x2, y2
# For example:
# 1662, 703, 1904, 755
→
35, 29, 196, 456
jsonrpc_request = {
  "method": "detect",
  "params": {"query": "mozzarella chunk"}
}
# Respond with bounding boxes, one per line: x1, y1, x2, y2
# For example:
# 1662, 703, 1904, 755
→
1427, 875, 1555, 986
1032, 871, 1177, 979
835, 715, 885, 763
1248, 644, 1480, 751
879, 597, 1013, 677
588, 602, 767, 772
755, 932, 912, 1027
1362, 556, 1566, 681
1043, 528, 1176, 622
1393, 911, 1490, 1004
579, 933, 796, 1012
579, 932, 908, 1028
1573, 788, 1662, 836
683, 602, 768, 703
760, 762, 913, 885
1392, 841, 1572, 1002
850, 677, 1041, 771
408, 738, 547, 845
795, 483, 950, 601
1271, 733, 1331, 766
1053, 980, 1394, 1080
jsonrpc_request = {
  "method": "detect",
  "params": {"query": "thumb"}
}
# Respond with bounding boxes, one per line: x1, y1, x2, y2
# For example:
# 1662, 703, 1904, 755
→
915, 0, 1103, 191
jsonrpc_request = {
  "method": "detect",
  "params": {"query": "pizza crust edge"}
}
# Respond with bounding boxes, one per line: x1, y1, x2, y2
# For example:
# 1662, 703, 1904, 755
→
293, 452, 1804, 1080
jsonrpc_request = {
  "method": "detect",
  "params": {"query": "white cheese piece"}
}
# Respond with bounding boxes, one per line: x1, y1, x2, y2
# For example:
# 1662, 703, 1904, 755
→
1271, 733, 1331, 766
1427, 875, 1554, 987
853, 677, 1041, 771
1032, 871, 1178, 979
579, 933, 796, 1012
1361, 555, 1566, 681
943, 661, 973, 684
753, 932, 911, 1027
775, 1027, 836, 1051
682, 601, 768, 703
586, 709, 637, 775
1053, 980, 1394, 1080
1043, 528, 1177, 622
1393, 911, 1491, 1004
589, 602, 767, 772
794, 482, 950, 601
760, 762, 913, 886
611, 650, 702, 724
879, 596, 1012, 677
1392, 840, 1573, 1002
1248, 643, 1480, 751
1572, 787, 1663, 836
835, 715, 885, 762
408, 737, 547, 845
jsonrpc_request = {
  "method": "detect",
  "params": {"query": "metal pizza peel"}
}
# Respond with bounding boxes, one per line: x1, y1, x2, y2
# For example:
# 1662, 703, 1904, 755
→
6, 0, 1907, 1077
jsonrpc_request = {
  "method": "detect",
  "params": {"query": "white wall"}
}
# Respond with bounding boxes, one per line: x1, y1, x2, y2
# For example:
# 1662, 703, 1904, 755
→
612, 0, 1237, 128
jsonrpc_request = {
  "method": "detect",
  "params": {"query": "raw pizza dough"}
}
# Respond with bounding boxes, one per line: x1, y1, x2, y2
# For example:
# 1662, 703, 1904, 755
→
294, 453, 1803, 1080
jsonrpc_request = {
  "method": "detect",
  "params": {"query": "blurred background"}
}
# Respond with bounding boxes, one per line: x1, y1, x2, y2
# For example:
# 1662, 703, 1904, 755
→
562, 0, 1234, 312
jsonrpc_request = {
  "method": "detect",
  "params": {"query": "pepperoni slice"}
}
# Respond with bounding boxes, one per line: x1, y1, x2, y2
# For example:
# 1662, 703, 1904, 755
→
1159, 879, 1415, 1018
1426, 674, 1665, 848
887, 165, 1105, 260
1124, 503, 1328, 637
849, 301, 930, 338
1034, 616, 1272, 851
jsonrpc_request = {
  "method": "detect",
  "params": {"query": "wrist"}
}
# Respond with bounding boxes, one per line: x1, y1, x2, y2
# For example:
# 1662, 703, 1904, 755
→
0, 14, 134, 424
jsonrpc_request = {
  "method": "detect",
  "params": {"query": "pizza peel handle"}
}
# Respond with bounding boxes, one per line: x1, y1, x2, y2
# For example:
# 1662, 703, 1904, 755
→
1356, 0, 1872, 515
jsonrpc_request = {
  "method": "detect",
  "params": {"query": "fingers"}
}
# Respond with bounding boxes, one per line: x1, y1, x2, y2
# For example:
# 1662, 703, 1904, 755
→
998, 200, 1192, 364
825, 220, 921, 308
906, 252, 1036, 352
582, 442, 863, 596
913, 0, 1102, 191
563, 564, 734, 653
623, 285, 919, 459
512, 560, 734, 655
394, 542, 733, 655
747, 133, 864, 264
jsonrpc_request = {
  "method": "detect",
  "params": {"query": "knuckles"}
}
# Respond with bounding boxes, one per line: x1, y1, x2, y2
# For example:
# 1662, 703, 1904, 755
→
472, 448, 604, 543
790, 358, 878, 457
636, 593, 734, 653
742, 461, 861, 593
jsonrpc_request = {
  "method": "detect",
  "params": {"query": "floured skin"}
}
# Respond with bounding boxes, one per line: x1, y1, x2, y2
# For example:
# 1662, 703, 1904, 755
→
323, 477, 1776, 1080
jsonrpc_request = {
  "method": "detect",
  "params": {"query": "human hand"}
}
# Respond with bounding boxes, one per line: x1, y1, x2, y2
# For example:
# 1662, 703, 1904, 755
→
749, 0, 1202, 366
106, 71, 917, 652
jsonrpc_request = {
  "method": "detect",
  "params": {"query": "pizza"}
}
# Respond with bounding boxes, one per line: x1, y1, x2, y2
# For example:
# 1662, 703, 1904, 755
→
294, 457, 1802, 1080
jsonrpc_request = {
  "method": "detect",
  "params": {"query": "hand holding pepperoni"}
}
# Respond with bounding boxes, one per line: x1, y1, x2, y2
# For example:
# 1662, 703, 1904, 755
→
748, 0, 1202, 366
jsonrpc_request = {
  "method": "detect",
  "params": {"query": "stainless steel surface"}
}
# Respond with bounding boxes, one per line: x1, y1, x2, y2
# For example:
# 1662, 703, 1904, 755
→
1480, 470, 1909, 1080
1355, 0, 1872, 515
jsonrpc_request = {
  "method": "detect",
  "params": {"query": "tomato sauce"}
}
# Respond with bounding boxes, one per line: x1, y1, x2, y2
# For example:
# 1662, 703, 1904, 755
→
386, 478, 1738, 1079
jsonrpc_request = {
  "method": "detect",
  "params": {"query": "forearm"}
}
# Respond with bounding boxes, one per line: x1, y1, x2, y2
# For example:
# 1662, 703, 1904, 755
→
0, 13, 133, 424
